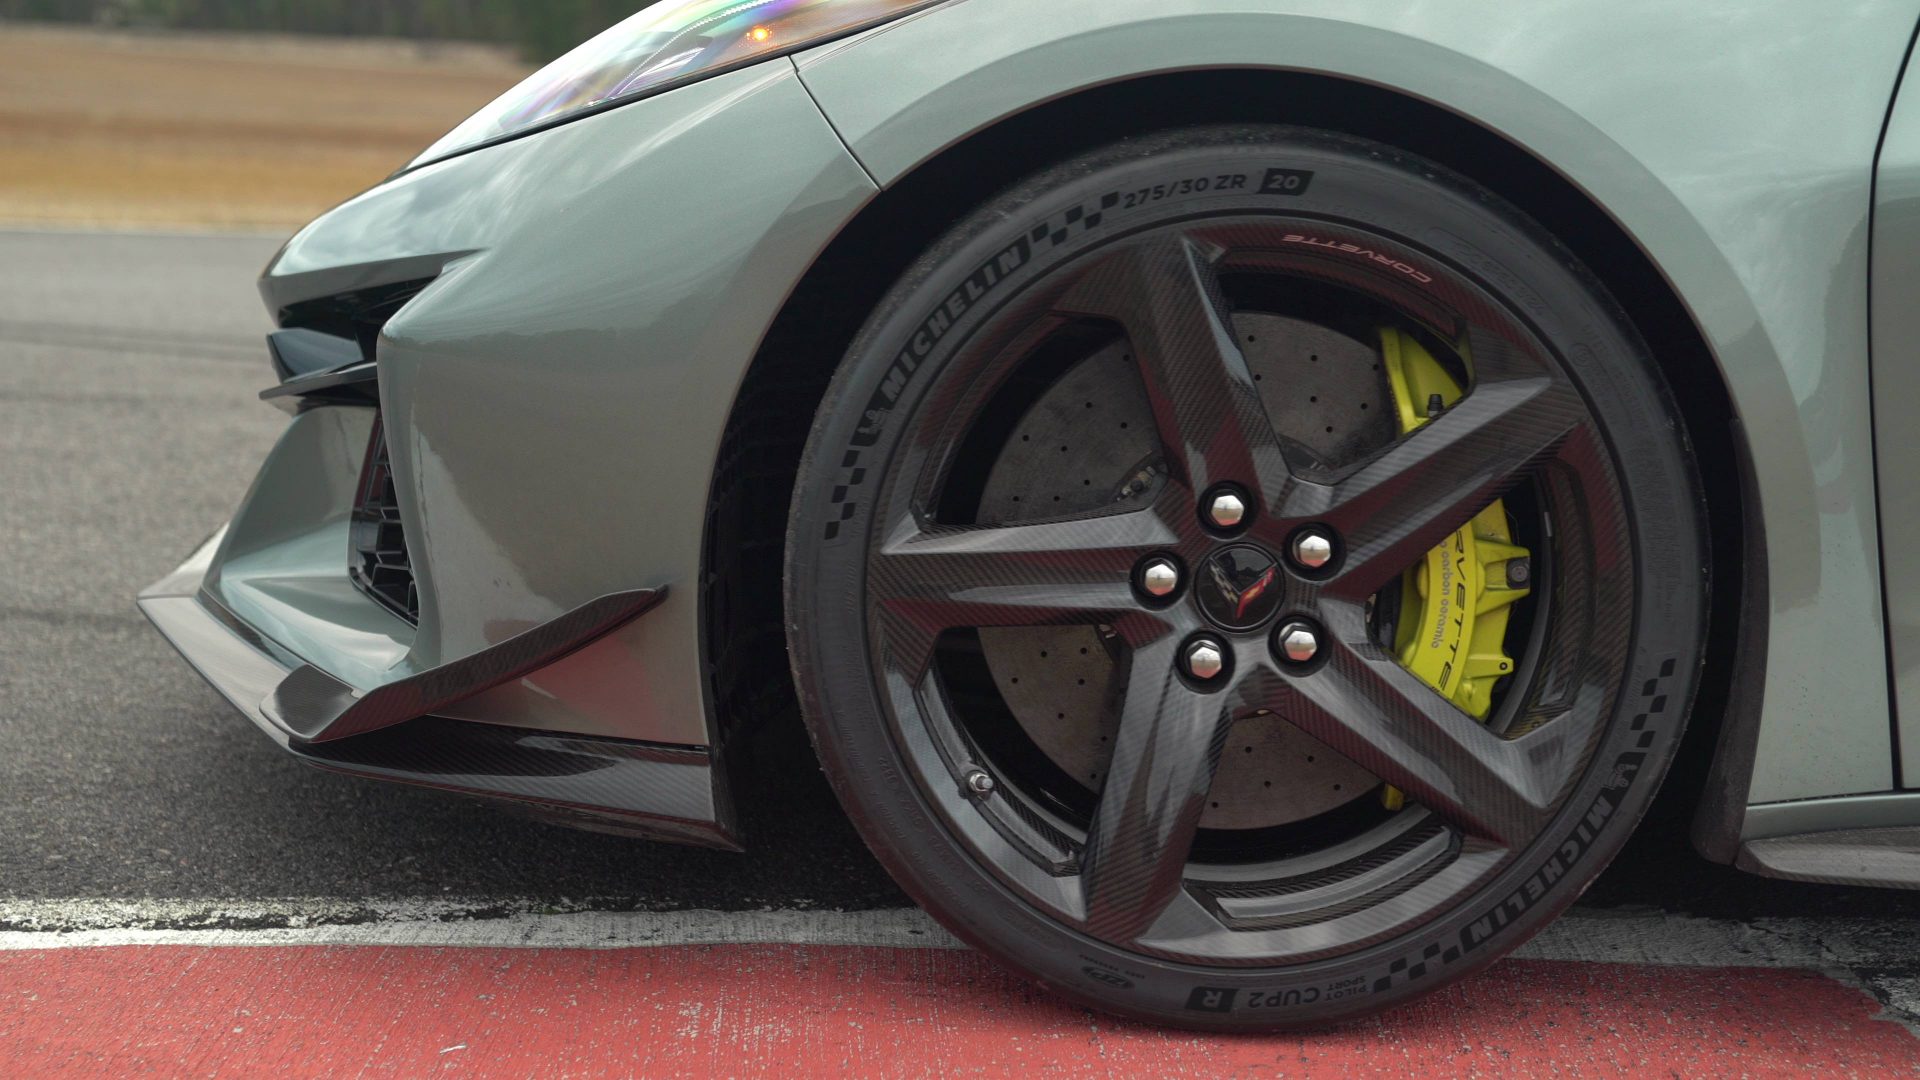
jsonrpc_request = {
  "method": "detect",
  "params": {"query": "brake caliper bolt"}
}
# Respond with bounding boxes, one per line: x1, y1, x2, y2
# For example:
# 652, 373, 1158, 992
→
964, 769, 996, 797
1291, 529, 1335, 571
1206, 490, 1247, 530
1506, 558, 1532, 587
1276, 621, 1320, 664
1185, 639, 1226, 681
1140, 558, 1180, 598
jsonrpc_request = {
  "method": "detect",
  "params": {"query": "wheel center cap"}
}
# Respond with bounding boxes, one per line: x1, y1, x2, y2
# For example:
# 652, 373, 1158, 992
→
1195, 545, 1284, 630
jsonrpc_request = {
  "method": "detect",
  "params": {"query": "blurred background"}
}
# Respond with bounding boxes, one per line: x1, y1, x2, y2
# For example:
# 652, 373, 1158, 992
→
0, 1, 650, 229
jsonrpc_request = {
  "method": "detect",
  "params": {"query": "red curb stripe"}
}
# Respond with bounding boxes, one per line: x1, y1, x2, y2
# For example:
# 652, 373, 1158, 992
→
2, 946, 1914, 1077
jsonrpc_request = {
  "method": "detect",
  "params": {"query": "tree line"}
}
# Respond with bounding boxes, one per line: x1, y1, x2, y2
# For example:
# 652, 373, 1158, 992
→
0, 0, 650, 60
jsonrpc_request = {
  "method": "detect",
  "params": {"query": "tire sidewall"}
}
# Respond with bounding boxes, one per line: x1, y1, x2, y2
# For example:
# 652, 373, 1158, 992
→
786, 126, 1705, 1029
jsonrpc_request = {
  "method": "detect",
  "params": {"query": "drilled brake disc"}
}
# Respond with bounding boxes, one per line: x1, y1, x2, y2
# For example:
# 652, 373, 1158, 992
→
977, 313, 1394, 830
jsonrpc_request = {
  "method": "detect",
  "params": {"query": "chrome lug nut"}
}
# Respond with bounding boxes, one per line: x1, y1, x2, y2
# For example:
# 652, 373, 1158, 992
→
1276, 621, 1321, 664
1140, 558, 1181, 598
1205, 490, 1247, 529
1185, 639, 1226, 681
964, 769, 996, 797
1291, 529, 1335, 571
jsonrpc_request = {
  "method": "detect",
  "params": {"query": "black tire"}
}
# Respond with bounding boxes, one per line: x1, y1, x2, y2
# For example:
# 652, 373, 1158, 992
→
786, 125, 1705, 1029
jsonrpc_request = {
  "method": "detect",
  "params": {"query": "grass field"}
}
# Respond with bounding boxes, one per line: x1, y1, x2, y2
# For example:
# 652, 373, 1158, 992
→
0, 24, 530, 230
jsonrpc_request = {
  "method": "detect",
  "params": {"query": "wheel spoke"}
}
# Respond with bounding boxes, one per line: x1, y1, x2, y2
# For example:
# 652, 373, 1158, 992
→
1286, 366, 1583, 598
1079, 637, 1237, 944
1274, 606, 1558, 847
870, 507, 1178, 677
1053, 234, 1288, 501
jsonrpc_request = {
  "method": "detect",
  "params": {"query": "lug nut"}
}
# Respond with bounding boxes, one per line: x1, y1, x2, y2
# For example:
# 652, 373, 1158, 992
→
1185, 639, 1226, 681
1276, 621, 1320, 664
1206, 490, 1248, 530
1291, 529, 1335, 571
964, 769, 996, 797
1140, 558, 1181, 598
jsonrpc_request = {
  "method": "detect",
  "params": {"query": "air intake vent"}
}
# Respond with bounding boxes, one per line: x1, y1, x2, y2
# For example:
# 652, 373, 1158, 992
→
349, 417, 418, 624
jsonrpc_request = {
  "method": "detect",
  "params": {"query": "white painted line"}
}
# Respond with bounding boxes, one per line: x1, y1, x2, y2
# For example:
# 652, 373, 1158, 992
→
0, 908, 960, 951
3, 898, 1918, 973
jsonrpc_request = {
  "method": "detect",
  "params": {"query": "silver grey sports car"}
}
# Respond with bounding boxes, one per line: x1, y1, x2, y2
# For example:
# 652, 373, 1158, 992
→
139, 0, 1920, 1027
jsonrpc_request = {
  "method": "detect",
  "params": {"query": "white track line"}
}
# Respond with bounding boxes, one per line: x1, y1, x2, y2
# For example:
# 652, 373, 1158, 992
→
0, 904, 958, 952
2, 899, 1918, 973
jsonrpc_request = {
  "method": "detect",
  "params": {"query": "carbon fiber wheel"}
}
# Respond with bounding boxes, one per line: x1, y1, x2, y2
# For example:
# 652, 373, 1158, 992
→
787, 126, 1706, 1028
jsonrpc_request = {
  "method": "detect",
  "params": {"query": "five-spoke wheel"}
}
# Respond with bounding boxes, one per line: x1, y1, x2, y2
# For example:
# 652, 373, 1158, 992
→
788, 125, 1704, 1028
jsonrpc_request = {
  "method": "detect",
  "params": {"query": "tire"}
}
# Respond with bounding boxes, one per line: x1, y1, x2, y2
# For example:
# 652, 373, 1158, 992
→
785, 125, 1706, 1029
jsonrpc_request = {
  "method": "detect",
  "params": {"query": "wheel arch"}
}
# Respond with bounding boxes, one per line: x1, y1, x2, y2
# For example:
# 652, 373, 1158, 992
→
707, 68, 1756, 856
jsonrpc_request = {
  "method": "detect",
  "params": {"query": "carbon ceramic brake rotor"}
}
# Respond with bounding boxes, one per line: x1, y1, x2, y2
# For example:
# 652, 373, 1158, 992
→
977, 313, 1395, 830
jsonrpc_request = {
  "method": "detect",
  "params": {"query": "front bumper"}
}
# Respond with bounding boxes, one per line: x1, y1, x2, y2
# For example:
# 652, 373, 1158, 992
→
140, 533, 734, 847
143, 58, 878, 845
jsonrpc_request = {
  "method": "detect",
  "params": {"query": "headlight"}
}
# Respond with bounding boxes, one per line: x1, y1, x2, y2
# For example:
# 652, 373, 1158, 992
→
410, 0, 945, 169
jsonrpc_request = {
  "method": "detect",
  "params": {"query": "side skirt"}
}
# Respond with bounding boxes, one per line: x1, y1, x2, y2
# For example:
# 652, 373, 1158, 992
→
1734, 792, 1920, 888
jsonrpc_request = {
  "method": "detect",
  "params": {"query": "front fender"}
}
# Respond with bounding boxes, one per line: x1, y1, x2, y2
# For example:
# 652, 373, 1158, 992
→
798, 0, 1908, 809
260, 61, 877, 747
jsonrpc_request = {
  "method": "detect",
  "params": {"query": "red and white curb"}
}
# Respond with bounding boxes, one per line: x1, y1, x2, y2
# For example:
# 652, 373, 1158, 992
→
4, 901, 1919, 1076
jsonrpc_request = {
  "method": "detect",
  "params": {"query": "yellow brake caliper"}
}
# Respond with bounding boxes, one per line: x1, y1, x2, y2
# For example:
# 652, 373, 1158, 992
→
1377, 329, 1531, 811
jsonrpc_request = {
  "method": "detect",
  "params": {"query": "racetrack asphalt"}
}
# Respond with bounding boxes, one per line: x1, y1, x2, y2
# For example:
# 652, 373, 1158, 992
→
4, 228, 1920, 1072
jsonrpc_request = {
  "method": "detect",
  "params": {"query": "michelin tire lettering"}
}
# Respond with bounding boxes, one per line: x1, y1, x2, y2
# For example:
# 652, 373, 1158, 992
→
826, 166, 1330, 541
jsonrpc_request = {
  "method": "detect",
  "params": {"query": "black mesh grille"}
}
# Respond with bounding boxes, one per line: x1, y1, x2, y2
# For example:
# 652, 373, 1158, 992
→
349, 417, 418, 624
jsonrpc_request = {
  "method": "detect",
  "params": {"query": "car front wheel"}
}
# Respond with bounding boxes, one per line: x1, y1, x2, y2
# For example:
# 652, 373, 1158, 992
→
786, 125, 1707, 1029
